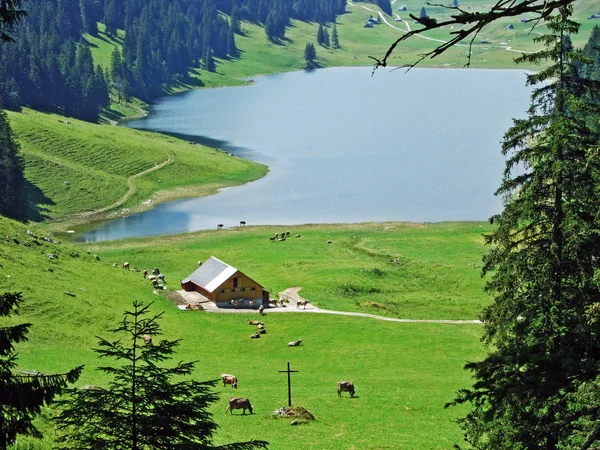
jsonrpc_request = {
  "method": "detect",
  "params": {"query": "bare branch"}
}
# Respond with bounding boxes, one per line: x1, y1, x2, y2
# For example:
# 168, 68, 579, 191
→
372, 0, 575, 70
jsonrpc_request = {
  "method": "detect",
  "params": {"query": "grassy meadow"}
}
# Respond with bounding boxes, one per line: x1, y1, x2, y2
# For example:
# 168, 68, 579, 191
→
1, 216, 488, 449
86, 222, 494, 320
7, 109, 267, 227
82, 1, 599, 105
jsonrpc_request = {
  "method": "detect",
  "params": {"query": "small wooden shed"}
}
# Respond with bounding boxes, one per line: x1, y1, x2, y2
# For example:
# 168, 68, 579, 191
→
181, 256, 268, 306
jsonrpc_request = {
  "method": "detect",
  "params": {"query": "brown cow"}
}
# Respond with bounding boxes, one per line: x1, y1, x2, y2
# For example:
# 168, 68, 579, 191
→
143, 335, 152, 345
221, 374, 238, 389
296, 300, 310, 309
248, 319, 264, 326
225, 397, 253, 415
337, 381, 356, 398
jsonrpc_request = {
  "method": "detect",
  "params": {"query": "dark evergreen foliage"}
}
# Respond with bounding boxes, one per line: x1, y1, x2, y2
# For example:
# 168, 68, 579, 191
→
447, 7, 600, 449
375, 0, 391, 15
304, 41, 316, 68
0, 0, 28, 42
0, 109, 26, 220
332, 23, 339, 48
54, 301, 268, 450
0, 0, 347, 117
0, 292, 82, 448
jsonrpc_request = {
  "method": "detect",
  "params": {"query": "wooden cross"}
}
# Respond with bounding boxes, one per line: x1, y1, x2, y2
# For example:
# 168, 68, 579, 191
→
279, 361, 299, 407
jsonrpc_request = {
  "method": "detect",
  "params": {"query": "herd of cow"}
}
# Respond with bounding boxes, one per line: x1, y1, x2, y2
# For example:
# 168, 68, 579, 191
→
220, 373, 356, 416
221, 317, 356, 416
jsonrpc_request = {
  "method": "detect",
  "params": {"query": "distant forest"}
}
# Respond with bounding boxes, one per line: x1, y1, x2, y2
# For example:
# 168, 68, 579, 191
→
0, 0, 347, 122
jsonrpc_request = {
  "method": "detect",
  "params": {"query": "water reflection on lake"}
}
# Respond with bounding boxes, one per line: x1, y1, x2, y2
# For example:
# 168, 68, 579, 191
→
79, 67, 532, 242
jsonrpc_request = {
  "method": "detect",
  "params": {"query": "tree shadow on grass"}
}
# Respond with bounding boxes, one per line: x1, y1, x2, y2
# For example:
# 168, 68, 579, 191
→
100, 107, 126, 124
269, 35, 293, 46
25, 180, 54, 222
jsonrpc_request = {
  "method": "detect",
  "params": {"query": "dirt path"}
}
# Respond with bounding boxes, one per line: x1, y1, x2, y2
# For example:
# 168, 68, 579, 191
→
278, 287, 481, 324
75, 152, 173, 218
187, 287, 481, 325
346, 1, 541, 56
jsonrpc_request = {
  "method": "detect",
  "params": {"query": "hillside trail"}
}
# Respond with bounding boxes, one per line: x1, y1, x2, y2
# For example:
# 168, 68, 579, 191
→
74, 152, 173, 218
204, 286, 481, 325
347, 1, 540, 57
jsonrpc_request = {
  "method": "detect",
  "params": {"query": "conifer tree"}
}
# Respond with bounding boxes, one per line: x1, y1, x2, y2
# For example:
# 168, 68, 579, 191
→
376, 0, 392, 15
332, 23, 339, 48
0, 110, 26, 219
448, 6, 600, 449
304, 42, 317, 68
0, 0, 27, 42
317, 23, 325, 46
54, 301, 267, 450
0, 292, 82, 448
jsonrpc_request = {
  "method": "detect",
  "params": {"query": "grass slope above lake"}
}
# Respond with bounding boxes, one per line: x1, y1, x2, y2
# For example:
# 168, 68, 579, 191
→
80, 1, 598, 123
8, 109, 267, 227
87, 221, 494, 320
1, 215, 485, 449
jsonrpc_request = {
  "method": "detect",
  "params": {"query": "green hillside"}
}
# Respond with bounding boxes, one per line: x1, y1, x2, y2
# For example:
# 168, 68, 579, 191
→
0, 216, 486, 449
79, 1, 599, 123
8, 109, 267, 226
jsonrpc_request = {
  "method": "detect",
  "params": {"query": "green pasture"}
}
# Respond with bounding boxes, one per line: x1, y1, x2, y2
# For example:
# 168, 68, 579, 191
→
78, 1, 598, 124
1, 216, 486, 449
85, 221, 493, 320
7, 109, 267, 225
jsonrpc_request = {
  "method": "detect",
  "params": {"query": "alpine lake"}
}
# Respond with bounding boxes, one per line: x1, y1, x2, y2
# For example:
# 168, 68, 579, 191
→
79, 67, 533, 242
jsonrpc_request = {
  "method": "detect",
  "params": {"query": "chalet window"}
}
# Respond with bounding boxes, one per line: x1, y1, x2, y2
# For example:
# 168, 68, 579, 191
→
250, 287, 256, 291
241, 287, 246, 292
221, 289, 225, 294
233, 278, 239, 288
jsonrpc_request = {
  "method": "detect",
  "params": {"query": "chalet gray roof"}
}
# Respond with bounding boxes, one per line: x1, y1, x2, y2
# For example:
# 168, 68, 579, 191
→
181, 256, 237, 293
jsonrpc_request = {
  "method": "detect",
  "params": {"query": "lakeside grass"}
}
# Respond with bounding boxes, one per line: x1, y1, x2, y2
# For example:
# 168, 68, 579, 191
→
1, 216, 486, 449
85, 221, 493, 320
8, 108, 267, 228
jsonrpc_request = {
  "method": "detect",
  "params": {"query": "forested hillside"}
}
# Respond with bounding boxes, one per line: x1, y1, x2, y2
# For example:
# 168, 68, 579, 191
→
0, 0, 347, 120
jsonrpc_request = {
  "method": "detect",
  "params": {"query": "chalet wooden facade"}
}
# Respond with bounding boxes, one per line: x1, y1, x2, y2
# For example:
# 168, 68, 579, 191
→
181, 256, 268, 306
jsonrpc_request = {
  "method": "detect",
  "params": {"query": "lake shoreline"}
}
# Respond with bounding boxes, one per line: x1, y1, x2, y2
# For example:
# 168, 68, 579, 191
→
77, 67, 533, 243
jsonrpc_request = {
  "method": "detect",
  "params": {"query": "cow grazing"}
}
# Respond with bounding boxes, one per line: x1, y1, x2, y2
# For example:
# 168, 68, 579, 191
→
337, 381, 356, 398
151, 268, 160, 275
258, 305, 265, 315
240, 221, 246, 226
143, 269, 148, 278
250, 332, 260, 339
287, 339, 302, 347
143, 335, 152, 345
221, 374, 238, 389
225, 397, 253, 415
122, 262, 130, 269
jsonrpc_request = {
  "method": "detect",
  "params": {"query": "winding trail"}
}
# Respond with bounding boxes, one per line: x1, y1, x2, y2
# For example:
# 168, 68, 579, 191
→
346, 1, 540, 55
75, 151, 173, 218
182, 287, 482, 325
